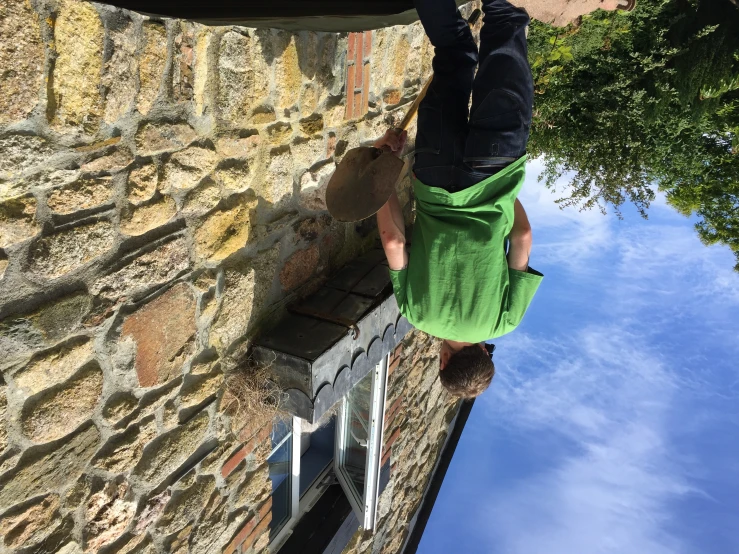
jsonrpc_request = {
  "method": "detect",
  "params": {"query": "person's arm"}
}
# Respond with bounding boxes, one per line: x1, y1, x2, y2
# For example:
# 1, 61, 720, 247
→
374, 130, 409, 271
507, 198, 532, 272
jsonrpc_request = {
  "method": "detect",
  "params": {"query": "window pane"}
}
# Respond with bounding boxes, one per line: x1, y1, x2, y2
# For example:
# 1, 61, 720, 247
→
340, 370, 373, 503
268, 422, 293, 540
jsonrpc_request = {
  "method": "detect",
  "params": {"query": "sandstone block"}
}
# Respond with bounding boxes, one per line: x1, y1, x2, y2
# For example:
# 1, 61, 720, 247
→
182, 180, 222, 215
161, 146, 218, 192
21, 363, 103, 443
180, 371, 223, 412
263, 148, 294, 206
292, 136, 326, 171
267, 122, 293, 144
212, 163, 251, 194
126, 163, 159, 204
216, 135, 260, 159
91, 236, 191, 303
47, 177, 115, 215
217, 31, 269, 124
280, 243, 319, 291
132, 410, 209, 486
26, 220, 116, 279
0, 135, 57, 182
92, 418, 157, 474
13, 337, 94, 395
0, 0, 44, 125
84, 482, 136, 551
173, 23, 195, 103
0, 194, 39, 248
275, 36, 301, 110
0, 424, 100, 512
103, 20, 137, 123
235, 464, 270, 506
192, 195, 257, 263
300, 84, 318, 118
299, 114, 324, 136
102, 393, 138, 424
120, 283, 196, 387
0, 254, 8, 281
158, 476, 216, 535
209, 247, 278, 351
299, 163, 334, 211
135, 122, 197, 156
138, 22, 168, 115
0, 385, 7, 453
193, 30, 212, 117
57, 542, 83, 554
52, 0, 104, 129
383, 89, 402, 106
120, 196, 177, 236
251, 106, 276, 124
0, 494, 61, 550
81, 148, 134, 173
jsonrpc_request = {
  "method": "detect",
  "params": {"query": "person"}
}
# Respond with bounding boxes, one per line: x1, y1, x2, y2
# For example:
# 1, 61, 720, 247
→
373, 0, 543, 399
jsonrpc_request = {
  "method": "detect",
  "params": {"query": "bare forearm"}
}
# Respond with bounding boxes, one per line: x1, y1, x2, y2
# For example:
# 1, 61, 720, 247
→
377, 191, 408, 270
508, 198, 532, 271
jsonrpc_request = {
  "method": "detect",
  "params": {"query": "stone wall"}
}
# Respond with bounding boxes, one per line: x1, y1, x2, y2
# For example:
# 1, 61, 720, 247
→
0, 0, 469, 550
342, 331, 460, 554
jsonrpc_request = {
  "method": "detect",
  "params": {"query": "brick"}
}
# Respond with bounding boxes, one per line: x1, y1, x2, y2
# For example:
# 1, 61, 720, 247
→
381, 445, 392, 468
242, 511, 272, 551
347, 33, 357, 64
384, 427, 401, 452
355, 57, 363, 90
355, 33, 364, 71
345, 63, 356, 119
363, 31, 372, 59
388, 355, 401, 376
223, 515, 257, 554
223, 424, 270, 478
362, 64, 371, 114
354, 91, 363, 119
384, 395, 403, 426
221, 447, 247, 479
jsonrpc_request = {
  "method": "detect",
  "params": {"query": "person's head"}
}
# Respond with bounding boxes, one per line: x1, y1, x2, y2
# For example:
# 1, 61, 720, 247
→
438, 340, 495, 398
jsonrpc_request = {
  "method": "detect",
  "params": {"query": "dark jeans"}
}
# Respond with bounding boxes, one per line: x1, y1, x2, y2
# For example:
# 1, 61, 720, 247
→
412, 0, 533, 192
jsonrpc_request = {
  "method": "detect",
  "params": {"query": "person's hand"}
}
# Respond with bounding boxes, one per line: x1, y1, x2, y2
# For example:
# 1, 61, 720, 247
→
373, 129, 407, 155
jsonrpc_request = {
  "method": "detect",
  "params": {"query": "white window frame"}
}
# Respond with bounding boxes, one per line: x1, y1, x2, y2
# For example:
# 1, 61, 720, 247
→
268, 416, 301, 550
334, 354, 390, 530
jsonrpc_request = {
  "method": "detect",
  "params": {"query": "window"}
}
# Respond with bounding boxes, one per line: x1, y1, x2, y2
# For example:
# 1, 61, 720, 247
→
268, 354, 389, 551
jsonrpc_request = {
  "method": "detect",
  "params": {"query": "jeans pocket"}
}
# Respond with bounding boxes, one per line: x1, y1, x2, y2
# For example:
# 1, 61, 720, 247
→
465, 89, 527, 161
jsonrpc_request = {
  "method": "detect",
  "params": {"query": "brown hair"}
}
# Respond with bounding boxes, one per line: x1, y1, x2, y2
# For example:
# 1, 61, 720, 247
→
439, 345, 495, 398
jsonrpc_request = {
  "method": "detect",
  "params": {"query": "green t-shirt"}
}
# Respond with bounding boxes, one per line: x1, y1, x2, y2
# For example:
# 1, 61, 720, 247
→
389, 155, 543, 342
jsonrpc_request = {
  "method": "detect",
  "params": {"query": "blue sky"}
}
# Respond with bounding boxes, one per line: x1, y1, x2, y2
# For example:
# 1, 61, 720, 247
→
418, 159, 739, 554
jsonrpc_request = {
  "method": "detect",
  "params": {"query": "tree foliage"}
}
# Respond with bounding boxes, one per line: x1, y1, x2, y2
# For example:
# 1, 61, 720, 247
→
528, 0, 739, 269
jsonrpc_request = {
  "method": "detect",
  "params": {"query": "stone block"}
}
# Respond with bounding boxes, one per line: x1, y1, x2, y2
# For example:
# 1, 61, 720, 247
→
120, 282, 196, 388
193, 30, 212, 116
26, 220, 116, 279
0, 424, 100, 512
180, 371, 223, 412
102, 19, 137, 123
82, 148, 134, 173
292, 136, 326, 171
138, 22, 168, 115
47, 177, 115, 215
300, 114, 324, 136
262, 147, 294, 206
182, 180, 221, 215
0, 0, 44, 125
0, 253, 8, 281
173, 23, 195, 103
0, 194, 39, 248
92, 418, 157, 474
157, 475, 215, 535
102, 392, 138, 423
0, 385, 7, 453
192, 195, 258, 263
300, 84, 318, 118
267, 122, 293, 144
279, 243, 319, 291
216, 135, 260, 159
136, 122, 198, 156
0, 135, 57, 182
84, 482, 136, 551
21, 363, 103, 443
132, 410, 209, 486
212, 163, 251, 194
299, 163, 334, 211
13, 336, 94, 395
161, 146, 218, 193
0, 494, 61, 550
57, 542, 83, 554
120, 196, 177, 236
52, 0, 104, 129
126, 163, 159, 204
217, 31, 269, 124
91, 236, 191, 303
209, 246, 278, 352
275, 36, 301, 110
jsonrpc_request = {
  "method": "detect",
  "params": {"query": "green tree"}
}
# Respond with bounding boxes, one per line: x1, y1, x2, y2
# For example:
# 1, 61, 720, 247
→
528, 0, 739, 269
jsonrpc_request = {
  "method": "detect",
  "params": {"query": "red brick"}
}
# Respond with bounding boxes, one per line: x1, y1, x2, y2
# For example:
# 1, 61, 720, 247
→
384, 395, 403, 426
242, 512, 273, 551
257, 498, 272, 520
347, 33, 357, 64
221, 446, 247, 479
223, 515, 258, 554
384, 427, 401, 452
354, 91, 363, 118
394, 344, 403, 358
381, 445, 392, 467
362, 64, 370, 114
363, 31, 372, 58
388, 355, 401, 376
355, 33, 364, 71
355, 59, 363, 90
345, 64, 356, 119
